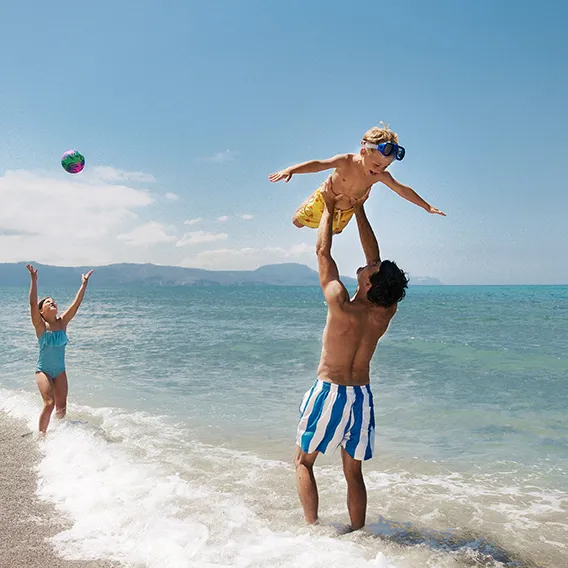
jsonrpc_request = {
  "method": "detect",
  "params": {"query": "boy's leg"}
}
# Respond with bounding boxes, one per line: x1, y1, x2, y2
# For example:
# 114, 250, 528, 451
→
292, 195, 313, 228
294, 446, 320, 524
292, 214, 305, 228
292, 190, 323, 229
341, 447, 367, 530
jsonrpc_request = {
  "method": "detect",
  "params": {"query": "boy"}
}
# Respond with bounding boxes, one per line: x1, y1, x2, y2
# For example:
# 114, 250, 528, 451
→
269, 124, 445, 233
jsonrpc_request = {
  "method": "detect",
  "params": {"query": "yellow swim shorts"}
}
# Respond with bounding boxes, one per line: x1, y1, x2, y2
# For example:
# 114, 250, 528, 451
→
294, 187, 355, 233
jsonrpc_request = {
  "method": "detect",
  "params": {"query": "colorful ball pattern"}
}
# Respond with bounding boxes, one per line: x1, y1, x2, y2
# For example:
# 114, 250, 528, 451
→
61, 149, 85, 174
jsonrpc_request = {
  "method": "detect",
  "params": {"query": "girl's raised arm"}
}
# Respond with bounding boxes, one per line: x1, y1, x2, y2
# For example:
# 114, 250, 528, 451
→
27, 264, 45, 338
61, 270, 94, 326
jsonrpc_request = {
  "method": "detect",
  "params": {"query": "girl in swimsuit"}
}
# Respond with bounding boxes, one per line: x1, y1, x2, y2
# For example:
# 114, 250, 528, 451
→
27, 264, 93, 434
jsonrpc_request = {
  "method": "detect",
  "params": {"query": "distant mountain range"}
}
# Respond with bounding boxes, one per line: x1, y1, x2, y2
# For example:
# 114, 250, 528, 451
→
0, 262, 441, 287
408, 276, 443, 285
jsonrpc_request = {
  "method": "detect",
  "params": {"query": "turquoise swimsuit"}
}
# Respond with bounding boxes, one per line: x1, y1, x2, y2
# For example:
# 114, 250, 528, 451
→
36, 330, 68, 380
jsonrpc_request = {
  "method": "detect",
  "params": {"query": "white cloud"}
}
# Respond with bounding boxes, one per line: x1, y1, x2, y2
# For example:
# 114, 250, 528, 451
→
0, 169, 319, 271
0, 170, 152, 240
286, 243, 313, 256
117, 222, 177, 246
180, 243, 312, 270
201, 149, 237, 163
240, 214, 254, 220
0, 169, 169, 264
88, 166, 155, 183
217, 215, 230, 223
164, 192, 178, 201
176, 231, 228, 247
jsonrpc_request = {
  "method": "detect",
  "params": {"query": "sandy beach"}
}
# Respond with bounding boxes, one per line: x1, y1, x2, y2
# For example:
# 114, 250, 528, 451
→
0, 411, 120, 568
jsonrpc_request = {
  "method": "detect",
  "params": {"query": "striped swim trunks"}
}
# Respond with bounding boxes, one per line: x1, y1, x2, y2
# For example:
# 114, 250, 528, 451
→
296, 379, 375, 461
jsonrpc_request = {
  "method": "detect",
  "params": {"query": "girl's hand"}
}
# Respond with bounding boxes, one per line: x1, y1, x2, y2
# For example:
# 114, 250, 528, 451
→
269, 169, 292, 183
26, 264, 38, 280
82, 270, 94, 284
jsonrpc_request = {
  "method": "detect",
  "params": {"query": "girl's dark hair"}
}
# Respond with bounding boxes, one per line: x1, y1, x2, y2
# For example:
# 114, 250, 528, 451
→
367, 260, 409, 307
38, 297, 50, 312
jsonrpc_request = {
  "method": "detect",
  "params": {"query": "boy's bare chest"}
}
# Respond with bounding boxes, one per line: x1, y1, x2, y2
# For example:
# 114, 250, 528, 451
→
331, 169, 374, 197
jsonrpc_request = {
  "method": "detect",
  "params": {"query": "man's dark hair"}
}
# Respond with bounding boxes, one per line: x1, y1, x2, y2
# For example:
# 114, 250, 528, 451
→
367, 260, 409, 307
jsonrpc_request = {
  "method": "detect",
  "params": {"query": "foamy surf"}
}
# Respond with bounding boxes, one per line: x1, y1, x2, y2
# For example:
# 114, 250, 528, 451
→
1, 387, 565, 567
1, 389, 405, 567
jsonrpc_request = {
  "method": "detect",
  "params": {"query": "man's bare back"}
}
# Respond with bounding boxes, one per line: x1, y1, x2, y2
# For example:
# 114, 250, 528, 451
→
317, 290, 396, 386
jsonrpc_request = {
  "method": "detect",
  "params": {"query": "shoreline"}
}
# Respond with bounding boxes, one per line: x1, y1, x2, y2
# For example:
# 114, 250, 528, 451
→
0, 411, 120, 568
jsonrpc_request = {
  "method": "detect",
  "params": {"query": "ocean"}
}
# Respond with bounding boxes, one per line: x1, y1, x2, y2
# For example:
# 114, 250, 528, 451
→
1, 285, 567, 568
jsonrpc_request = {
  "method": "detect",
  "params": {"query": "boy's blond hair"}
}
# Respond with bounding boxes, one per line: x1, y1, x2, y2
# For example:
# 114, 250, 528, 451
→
362, 123, 399, 145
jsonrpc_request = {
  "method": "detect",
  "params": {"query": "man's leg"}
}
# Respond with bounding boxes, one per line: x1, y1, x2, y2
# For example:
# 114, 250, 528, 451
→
294, 446, 319, 524
341, 447, 367, 530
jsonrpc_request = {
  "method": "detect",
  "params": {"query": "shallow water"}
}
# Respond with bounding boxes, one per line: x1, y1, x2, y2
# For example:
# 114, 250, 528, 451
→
1, 285, 566, 567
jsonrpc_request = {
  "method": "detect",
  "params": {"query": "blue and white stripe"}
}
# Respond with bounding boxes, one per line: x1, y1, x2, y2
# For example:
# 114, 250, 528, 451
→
296, 380, 375, 461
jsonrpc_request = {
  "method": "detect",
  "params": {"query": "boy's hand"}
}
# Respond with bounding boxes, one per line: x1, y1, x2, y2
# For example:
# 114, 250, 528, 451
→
427, 205, 446, 216
269, 169, 292, 183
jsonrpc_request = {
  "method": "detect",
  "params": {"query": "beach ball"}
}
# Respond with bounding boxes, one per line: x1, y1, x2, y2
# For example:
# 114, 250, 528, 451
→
61, 149, 85, 174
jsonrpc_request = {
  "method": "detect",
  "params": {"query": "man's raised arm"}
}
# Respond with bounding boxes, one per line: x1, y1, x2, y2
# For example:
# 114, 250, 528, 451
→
354, 200, 381, 265
316, 184, 349, 306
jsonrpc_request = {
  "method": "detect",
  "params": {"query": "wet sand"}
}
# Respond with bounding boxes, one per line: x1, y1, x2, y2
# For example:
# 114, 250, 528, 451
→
0, 411, 121, 568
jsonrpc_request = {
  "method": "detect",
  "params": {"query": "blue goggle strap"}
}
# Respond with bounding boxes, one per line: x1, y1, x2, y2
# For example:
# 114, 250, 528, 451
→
363, 142, 405, 159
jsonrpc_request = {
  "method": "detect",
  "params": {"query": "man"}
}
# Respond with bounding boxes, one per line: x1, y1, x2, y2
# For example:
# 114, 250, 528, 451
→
295, 182, 409, 530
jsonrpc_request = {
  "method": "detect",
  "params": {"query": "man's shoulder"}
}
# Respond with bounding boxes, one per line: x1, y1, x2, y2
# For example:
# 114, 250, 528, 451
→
369, 303, 397, 326
323, 279, 350, 307
373, 302, 397, 316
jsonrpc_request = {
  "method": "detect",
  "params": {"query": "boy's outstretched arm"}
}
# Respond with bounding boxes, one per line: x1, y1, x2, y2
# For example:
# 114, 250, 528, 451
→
380, 172, 446, 216
269, 154, 349, 183
353, 196, 381, 265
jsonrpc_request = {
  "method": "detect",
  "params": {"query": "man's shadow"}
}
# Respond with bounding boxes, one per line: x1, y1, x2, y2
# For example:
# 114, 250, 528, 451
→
365, 515, 538, 568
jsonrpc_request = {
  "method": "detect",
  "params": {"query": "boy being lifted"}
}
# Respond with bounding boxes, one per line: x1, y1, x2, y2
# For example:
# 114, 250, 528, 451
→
269, 124, 445, 233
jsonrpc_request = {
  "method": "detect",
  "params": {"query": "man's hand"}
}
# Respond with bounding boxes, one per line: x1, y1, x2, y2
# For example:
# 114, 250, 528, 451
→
320, 179, 344, 210
269, 169, 293, 183
427, 205, 446, 216
26, 264, 38, 281
349, 188, 372, 211
82, 270, 94, 285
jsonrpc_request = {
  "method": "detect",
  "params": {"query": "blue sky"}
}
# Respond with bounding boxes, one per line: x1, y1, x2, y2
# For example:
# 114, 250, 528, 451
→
0, 0, 566, 284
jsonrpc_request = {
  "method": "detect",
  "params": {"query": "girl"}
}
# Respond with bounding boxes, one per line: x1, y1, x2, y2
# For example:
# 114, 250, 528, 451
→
27, 264, 93, 433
